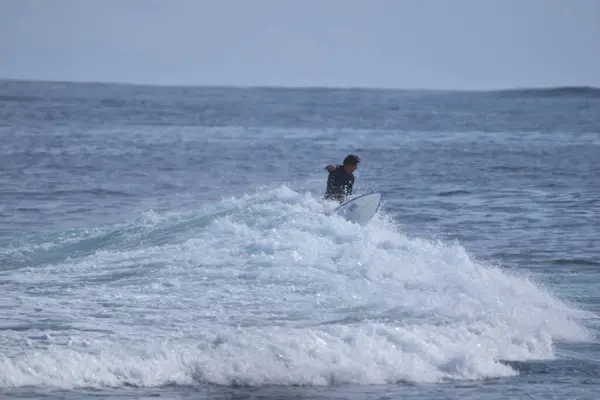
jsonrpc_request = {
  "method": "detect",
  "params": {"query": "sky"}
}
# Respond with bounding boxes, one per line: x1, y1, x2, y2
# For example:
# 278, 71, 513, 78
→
0, 0, 598, 90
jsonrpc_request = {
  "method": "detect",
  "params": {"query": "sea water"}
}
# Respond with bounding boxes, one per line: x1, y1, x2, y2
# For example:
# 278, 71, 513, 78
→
1, 80, 599, 399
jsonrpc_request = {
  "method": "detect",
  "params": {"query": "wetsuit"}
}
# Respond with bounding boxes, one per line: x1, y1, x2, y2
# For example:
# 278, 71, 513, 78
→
324, 165, 354, 202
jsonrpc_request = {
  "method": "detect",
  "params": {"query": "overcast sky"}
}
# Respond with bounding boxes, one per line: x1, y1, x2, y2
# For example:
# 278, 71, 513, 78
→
1, 0, 598, 90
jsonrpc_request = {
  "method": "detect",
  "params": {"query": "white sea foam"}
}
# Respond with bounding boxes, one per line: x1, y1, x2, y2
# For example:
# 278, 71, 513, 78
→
0, 185, 593, 389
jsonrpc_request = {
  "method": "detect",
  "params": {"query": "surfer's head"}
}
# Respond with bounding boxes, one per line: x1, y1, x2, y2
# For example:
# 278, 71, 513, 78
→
343, 154, 360, 173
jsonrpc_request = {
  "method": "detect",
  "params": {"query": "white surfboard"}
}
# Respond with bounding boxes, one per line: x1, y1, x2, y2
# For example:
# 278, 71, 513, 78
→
332, 192, 382, 225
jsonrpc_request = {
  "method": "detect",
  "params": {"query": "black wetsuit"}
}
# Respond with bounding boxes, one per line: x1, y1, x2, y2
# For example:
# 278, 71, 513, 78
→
324, 165, 355, 202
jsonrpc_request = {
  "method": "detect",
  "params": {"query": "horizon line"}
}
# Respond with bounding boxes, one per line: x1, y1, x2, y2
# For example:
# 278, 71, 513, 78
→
1, 76, 598, 94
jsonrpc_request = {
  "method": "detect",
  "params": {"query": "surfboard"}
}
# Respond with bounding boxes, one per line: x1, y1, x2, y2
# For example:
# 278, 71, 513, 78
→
332, 192, 382, 225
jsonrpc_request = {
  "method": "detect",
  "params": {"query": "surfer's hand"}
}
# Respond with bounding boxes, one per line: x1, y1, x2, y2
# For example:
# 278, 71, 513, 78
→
326, 165, 335, 172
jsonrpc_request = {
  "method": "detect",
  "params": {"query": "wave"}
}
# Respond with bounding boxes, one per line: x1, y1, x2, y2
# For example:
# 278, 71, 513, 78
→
0, 185, 594, 389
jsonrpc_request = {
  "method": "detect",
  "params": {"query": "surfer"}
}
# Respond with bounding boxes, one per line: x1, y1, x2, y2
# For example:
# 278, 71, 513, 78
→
323, 154, 360, 202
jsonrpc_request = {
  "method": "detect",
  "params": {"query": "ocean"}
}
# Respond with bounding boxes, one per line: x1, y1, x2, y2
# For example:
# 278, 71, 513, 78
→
0, 79, 599, 399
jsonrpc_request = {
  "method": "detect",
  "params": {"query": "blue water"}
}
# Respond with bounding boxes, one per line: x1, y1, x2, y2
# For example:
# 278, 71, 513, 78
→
1, 79, 599, 399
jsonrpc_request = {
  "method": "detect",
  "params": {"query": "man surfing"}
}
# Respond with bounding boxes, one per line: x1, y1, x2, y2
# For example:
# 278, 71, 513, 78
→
323, 154, 360, 203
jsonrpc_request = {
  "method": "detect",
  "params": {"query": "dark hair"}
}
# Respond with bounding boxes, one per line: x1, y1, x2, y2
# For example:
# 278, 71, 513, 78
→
343, 154, 360, 166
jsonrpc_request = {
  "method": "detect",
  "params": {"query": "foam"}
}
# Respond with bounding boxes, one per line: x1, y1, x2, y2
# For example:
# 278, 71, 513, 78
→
0, 185, 593, 389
